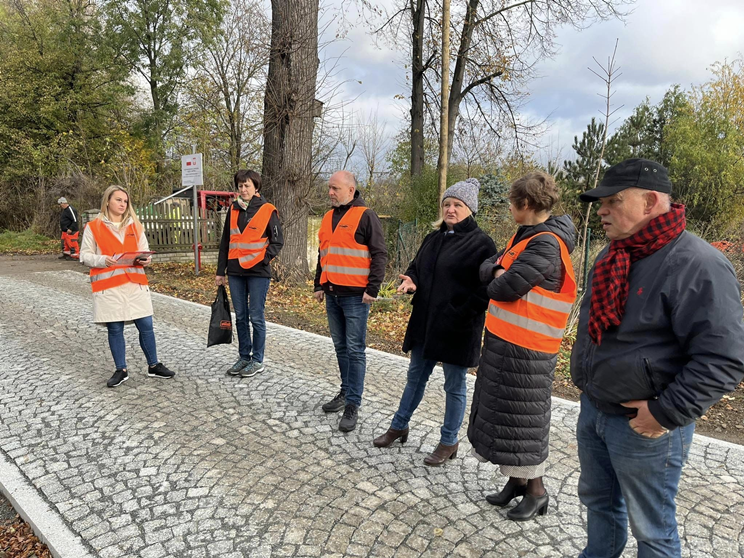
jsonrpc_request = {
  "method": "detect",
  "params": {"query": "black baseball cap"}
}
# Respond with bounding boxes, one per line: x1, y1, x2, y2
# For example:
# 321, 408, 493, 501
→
580, 158, 672, 202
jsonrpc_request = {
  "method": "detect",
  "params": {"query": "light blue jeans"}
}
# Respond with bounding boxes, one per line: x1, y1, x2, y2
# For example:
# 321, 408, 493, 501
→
228, 275, 270, 363
390, 344, 468, 446
577, 393, 695, 558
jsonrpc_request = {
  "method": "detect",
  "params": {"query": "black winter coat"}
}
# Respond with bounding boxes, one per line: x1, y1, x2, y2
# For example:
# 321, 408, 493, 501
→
60, 205, 79, 233
468, 215, 576, 467
401, 217, 497, 367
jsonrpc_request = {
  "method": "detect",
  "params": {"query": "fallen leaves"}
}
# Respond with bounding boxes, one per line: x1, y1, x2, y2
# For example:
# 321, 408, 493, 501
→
0, 515, 52, 558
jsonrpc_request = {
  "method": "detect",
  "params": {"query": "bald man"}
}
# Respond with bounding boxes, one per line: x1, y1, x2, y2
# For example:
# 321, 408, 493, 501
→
315, 171, 388, 432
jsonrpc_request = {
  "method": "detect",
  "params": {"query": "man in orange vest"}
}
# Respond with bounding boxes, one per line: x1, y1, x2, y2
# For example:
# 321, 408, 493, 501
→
58, 197, 80, 259
314, 170, 388, 432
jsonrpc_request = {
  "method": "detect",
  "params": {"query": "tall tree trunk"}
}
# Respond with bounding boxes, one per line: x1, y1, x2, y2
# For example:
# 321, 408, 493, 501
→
442, 0, 479, 168
437, 0, 451, 202
262, 0, 319, 282
410, 0, 425, 177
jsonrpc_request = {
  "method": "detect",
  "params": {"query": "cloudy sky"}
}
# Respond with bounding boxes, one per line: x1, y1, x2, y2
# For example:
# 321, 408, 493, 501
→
321, 0, 744, 164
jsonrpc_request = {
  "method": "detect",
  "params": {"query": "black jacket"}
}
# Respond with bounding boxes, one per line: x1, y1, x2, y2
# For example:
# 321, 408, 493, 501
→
313, 191, 388, 298
401, 217, 497, 367
217, 196, 284, 278
60, 205, 79, 233
468, 215, 576, 467
571, 231, 744, 430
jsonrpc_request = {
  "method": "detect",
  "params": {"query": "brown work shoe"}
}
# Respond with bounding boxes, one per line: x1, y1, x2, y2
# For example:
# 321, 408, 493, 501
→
373, 427, 409, 448
423, 441, 459, 466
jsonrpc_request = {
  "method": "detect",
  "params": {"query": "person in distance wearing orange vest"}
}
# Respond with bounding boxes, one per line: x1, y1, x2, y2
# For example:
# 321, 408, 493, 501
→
216, 169, 283, 378
57, 197, 80, 260
468, 172, 577, 521
314, 170, 388, 433
79, 186, 175, 388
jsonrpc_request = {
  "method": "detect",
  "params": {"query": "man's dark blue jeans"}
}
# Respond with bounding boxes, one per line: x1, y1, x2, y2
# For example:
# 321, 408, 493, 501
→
228, 275, 270, 363
325, 293, 370, 407
577, 393, 694, 558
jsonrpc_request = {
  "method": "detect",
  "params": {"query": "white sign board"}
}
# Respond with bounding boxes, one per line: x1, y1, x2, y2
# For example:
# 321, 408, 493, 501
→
181, 153, 203, 186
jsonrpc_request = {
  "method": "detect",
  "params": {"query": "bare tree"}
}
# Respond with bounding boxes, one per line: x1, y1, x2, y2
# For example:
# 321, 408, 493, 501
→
359, 0, 632, 176
187, 0, 270, 173
262, 0, 320, 281
358, 110, 389, 189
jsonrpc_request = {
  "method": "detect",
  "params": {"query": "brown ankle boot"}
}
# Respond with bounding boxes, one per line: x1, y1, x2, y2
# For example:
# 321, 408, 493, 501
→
373, 427, 409, 448
423, 441, 459, 466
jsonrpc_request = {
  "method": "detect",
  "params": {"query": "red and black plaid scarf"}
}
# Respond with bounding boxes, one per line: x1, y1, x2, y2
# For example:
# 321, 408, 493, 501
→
589, 203, 686, 345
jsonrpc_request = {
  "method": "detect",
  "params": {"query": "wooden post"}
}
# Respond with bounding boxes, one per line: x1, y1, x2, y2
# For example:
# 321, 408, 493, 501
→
437, 0, 451, 210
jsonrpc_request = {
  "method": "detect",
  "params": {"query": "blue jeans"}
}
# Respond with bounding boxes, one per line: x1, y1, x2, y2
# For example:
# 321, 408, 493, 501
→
106, 316, 158, 370
391, 345, 468, 446
228, 275, 270, 363
577, 393, 694, 558
325, 294, 370, 407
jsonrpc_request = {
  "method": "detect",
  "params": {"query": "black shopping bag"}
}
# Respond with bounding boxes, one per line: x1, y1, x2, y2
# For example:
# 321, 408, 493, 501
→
208, 285, 233, 347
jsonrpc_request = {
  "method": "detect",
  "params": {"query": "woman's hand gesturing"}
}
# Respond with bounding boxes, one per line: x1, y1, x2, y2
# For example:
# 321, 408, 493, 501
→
397, 274, 417, 294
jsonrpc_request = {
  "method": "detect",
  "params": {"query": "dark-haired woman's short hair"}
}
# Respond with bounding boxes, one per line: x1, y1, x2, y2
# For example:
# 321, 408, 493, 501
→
509, 171, 559, 213
233, 169, 262, 192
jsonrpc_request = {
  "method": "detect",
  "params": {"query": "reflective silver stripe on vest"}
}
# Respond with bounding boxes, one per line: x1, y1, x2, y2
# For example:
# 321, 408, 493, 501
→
522, 290, 573, 313
319, 248, 329, 258
230, 228, 241, 235
328, 246, 370, 258
90, 267, 146, 283
238, 253, 262, 265
488, 303, 565, 338
323, 265, 370, 276
229, 240, 268, 250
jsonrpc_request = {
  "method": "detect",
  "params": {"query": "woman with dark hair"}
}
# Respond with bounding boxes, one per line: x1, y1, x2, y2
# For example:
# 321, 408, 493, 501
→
468, 171, 577, 521
216, 170, 283, 377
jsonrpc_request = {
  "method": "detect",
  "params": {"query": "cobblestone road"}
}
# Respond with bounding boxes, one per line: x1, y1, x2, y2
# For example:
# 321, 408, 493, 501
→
0, 270, 743, 558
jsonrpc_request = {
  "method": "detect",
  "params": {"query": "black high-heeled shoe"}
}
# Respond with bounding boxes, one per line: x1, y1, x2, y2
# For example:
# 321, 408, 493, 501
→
485, 482, 527, 507
507, 491, 549, 521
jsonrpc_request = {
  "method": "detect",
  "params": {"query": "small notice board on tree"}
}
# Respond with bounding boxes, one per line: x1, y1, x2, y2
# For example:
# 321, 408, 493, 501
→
181, 154, 203, 186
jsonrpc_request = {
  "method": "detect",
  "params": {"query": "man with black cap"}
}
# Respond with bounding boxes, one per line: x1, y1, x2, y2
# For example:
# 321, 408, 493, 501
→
570, 158, 744, 557
57, 197, 80, 260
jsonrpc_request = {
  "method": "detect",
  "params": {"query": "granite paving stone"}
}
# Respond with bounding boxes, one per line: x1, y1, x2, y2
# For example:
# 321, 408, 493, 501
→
0, 270, 742, 557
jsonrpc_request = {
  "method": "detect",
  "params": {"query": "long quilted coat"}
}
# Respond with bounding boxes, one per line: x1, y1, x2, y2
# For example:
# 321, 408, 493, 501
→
467, 215, 576, 467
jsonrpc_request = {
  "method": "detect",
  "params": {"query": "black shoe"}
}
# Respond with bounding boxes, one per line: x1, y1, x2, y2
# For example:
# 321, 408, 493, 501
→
507, 491, 549, 521
322, 390, 346, 413
148, 363, 175, 379
107, 368, 129, 388
486, 481, 528, 507
338, 404, 358, 432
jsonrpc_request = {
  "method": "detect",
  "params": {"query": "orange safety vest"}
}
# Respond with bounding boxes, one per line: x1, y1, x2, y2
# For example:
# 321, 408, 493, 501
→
87, 219, 148, 293
485, 231, 577, 353
228, 202, 276, 269
318, 206, 371, 288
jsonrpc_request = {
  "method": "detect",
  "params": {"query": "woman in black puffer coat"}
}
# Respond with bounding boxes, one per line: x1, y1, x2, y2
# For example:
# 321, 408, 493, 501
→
468, 171, 576, 521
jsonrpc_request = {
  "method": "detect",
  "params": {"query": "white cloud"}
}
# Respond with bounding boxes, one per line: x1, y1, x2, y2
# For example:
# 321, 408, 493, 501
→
321, 0, 744, 162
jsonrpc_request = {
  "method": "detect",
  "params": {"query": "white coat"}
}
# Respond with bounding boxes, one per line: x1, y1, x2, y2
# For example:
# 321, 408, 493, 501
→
79, 214, 154, 323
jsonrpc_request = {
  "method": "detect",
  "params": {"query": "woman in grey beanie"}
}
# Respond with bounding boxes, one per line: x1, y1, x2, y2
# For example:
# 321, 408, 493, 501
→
373, 178, 497, 465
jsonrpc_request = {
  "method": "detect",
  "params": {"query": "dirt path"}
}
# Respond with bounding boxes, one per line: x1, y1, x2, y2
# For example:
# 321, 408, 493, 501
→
0, 254, 87, 276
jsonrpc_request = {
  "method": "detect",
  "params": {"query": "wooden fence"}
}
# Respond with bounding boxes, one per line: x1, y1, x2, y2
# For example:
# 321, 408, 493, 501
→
137, 203, 224, 252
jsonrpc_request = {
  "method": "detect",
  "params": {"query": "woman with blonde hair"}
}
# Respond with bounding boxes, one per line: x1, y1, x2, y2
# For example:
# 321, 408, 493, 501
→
79, 185, 175, 387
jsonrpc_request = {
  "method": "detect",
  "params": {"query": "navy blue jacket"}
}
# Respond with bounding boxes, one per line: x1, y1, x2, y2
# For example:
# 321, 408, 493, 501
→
571, 231, 744, 430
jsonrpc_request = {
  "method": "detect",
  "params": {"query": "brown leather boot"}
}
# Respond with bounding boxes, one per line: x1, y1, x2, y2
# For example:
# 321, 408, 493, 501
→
423, 441, 459, 466
373, 427, 409, 448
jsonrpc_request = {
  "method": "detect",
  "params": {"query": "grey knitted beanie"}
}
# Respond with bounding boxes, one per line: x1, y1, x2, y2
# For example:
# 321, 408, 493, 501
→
442, 177, 480, 214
